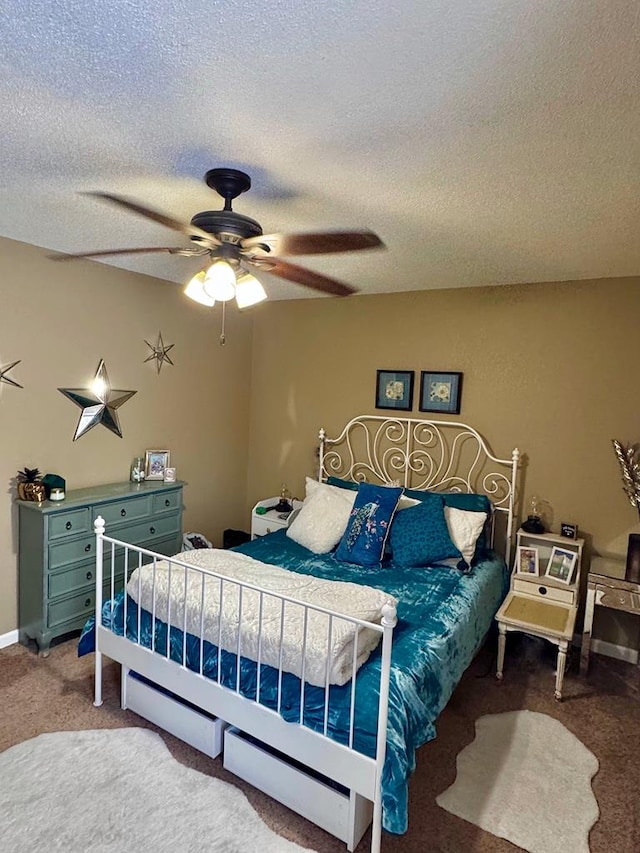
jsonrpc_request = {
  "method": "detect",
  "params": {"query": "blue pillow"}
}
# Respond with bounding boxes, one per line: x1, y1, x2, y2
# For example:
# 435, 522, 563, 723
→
327, 476, 359, 492
403, 489, 492, 557
336, 482, 403, 567
389, 493, 461, 568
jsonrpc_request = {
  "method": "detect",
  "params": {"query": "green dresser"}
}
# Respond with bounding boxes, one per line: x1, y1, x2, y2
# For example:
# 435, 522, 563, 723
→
18, 480, 185, 655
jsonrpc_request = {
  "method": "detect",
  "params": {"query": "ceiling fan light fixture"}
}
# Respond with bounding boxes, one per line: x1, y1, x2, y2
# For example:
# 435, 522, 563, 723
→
184, 271, 216, 307
235, 273, 267, 309
203, 260, 236, 302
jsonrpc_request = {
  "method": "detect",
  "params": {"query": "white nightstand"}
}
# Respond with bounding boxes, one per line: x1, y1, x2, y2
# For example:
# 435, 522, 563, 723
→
251, 497, 303, 540
495, 529, 585, 700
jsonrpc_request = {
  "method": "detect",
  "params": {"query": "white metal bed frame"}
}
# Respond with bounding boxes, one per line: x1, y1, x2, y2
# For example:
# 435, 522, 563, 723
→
91, 415, 519, 852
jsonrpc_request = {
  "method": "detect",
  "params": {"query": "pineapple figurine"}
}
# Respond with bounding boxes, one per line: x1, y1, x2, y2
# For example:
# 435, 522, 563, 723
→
17, 467, 46, 502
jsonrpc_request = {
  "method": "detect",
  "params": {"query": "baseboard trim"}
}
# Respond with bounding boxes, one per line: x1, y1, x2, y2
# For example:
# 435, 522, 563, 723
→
590, 638, 639, 665
0, 629, 19, 649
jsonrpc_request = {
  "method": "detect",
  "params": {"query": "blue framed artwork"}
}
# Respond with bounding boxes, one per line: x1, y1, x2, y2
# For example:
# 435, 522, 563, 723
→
375, 370, 414, 411
419, 371, 463, 414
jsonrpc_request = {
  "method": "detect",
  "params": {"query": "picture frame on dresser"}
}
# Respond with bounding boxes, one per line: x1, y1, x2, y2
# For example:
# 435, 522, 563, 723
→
516, 545, 539, 576
419, 371, 463, 415
145, 449, 170, 480
544, 546, 577, 584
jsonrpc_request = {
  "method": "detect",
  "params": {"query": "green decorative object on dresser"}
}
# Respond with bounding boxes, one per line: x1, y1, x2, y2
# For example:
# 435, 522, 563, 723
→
18, 480, 185, 655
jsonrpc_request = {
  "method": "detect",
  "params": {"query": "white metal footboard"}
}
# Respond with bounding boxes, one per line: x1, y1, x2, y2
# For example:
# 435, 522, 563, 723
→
92, 516, 396, 853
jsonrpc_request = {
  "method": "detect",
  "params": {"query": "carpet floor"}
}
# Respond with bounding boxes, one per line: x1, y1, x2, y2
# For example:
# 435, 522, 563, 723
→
1, 632, 639, 852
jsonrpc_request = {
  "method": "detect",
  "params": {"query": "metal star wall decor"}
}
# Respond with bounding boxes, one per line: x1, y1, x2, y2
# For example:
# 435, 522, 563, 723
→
144, 331, 174, 374
0, 359, 23, 389
58, 359, 137, 440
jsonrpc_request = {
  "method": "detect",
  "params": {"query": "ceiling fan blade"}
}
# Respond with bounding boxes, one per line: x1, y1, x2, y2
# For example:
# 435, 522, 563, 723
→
83, 192, 221, 247
48, 246, 200, 262
248, 257, 357, 297
241, 229, 384, 256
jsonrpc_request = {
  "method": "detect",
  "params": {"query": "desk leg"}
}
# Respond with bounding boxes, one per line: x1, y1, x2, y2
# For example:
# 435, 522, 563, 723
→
580, 585, 596, 676
555, 640, 568, 701
496, 623, 506, 680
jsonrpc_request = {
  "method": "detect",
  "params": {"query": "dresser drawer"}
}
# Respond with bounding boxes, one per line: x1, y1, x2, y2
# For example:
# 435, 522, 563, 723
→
512, 578, 575, 605
48, 508, 91, 540
48, 563, 124, 599
97, 495, 151, 527
49, 534, 96, 570
152, 491, 181, 514
48, 588, 97, 627
116, 513, 180, 546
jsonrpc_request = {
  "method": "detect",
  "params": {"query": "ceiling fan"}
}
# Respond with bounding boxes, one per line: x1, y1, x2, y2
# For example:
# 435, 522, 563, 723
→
50, 168, 385, 318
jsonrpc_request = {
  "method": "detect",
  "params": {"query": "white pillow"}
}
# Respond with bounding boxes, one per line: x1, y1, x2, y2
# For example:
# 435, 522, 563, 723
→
444, 506, 487, 566
286, 478, 357, 554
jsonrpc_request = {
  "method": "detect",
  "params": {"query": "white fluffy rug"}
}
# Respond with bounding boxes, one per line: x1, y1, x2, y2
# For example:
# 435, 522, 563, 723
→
436, 710, 599, 853
0, 727, 313, 853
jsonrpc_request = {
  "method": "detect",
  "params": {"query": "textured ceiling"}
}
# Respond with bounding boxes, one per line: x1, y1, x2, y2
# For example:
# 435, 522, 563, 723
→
1, 0, 639, 300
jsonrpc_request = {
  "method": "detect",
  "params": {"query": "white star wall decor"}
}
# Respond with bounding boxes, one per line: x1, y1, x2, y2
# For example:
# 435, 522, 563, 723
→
58, 359, 137, 440
144, 332, 174, 374
0, 359, 23, 389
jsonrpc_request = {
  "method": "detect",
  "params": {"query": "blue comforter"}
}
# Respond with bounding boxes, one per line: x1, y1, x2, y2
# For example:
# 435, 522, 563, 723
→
79, 530, 507, 833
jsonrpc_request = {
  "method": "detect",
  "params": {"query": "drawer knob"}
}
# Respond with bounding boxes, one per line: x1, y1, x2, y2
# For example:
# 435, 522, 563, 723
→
149, 526, 156, 535
165, 499, 170, 507
84, 544, 91, 553
538, 586, 547, 595
86, 571, 93, 580
85, 598, 91, 607
121, 508, 127, 517
65, 521, 72, 530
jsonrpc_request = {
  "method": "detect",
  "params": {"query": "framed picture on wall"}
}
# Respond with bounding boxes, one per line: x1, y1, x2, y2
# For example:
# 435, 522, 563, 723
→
419, 371, 463, 415
145, 449, 170, 481
375, 370, 414, 411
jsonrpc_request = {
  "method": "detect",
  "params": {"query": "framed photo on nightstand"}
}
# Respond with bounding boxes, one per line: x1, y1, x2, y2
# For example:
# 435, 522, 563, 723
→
516, 546, 540, 576
545, 546, 578, 585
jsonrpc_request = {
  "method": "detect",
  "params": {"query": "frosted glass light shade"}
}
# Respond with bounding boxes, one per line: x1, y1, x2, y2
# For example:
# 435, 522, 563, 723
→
235, 273, 267, 309
204, 261, 236, 302
184, 271, 215, 307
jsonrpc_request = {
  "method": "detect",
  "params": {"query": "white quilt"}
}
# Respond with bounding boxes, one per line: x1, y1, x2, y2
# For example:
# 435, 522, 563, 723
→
126, 548, 397, 687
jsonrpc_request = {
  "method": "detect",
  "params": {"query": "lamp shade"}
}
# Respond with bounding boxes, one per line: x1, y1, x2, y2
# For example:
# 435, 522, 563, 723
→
204, 261, 236, 302
184, 271, 215, 307
235, 273, 267, 309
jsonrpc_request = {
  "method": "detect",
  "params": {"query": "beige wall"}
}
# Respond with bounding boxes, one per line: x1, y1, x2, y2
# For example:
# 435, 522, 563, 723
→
246, 277, 640, 648
0, 237, 252, 635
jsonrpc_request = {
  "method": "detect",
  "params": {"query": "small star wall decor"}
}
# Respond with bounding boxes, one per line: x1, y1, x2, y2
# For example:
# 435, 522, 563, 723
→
58, 359, 137, 440
144, 331, 174, 374
0, 359, 23, 389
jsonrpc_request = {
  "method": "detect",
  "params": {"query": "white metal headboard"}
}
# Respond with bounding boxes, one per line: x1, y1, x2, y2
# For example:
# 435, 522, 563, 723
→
319, 415, 520, 563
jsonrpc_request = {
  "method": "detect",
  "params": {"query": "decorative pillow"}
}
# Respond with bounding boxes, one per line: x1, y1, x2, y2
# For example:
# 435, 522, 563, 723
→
444, 506, 488, 567
403, 489, 492, 557
286, 479, 356, 554
335, 482, 403, 567
389, 493, 461, 568
328, 476, 419, 511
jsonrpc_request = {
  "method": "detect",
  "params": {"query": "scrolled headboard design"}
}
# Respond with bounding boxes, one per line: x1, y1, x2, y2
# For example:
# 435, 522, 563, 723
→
319, 415, 520, 562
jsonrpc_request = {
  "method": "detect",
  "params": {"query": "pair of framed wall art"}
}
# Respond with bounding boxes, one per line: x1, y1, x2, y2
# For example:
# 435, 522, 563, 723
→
515, 545, 578, 585
375, 370, 463, 415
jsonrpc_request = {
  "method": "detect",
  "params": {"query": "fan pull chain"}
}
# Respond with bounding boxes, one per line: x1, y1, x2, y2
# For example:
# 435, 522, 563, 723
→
219, 301, 226, 346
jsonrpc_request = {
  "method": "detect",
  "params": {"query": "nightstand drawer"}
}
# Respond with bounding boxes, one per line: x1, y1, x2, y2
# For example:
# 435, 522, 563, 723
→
49, 508, 91, 540
252, 516, 286, 538
98, 495, 151, 526
596, 586, 640, 613
512, 578, 575, 605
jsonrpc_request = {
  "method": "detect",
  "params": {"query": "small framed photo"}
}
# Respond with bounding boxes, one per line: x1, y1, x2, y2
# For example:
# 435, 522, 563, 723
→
375, 370, 414, 411
516, 546, 540, 576
163, 467, 177, 483
560, 522, 578, 539
544, 546, 578, 585
145, 449, 170, 481
419, 371, 463, 415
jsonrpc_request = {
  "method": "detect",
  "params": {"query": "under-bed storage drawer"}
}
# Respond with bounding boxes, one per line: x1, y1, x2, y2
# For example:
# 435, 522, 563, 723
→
223, 728, 372, 848
125, 673, 226, 759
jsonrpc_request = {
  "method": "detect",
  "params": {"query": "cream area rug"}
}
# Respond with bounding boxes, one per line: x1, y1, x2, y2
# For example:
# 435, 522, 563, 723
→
436, 710, 599, 853
0, 727, 313, 853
